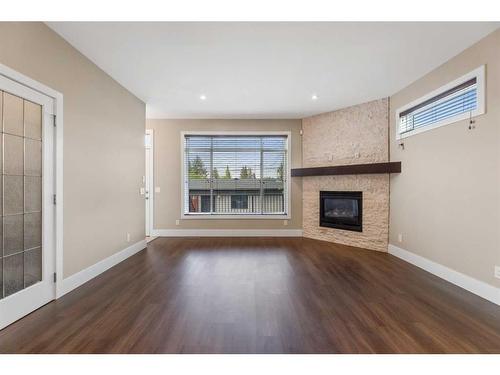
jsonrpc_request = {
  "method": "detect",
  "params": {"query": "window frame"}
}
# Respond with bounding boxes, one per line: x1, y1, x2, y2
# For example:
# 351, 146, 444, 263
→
180, 130, 291, 220
395, 65, 486, 140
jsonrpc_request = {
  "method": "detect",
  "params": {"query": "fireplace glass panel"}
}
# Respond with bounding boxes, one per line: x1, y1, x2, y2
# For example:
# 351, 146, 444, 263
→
320, 191, 362, 232
324, 198, 359, 220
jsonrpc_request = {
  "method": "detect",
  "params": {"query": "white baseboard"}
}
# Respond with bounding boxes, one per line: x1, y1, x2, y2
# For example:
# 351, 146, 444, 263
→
57, 239, 147, 298
151, 229, 303, 237
388, 244, 500, 306
146, 236, 158, 243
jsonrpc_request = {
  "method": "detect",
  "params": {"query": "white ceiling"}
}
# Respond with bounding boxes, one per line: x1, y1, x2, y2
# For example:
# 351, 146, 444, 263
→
47, 22, 498, 119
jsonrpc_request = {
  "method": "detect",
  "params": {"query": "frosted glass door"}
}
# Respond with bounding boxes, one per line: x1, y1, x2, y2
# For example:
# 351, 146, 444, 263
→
1, 92, 42, 299
0, 72, 55, 331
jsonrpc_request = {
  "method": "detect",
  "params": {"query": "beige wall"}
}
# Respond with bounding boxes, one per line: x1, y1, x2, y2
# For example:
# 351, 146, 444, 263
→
146, 119, 303, 230
0, 22, 146, 277
302, 99, 390, 251
390, 29, 500, 287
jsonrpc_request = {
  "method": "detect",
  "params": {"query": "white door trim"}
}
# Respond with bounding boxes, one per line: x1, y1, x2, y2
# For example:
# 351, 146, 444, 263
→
0, 63, 64, 299
145, 129, 154, 236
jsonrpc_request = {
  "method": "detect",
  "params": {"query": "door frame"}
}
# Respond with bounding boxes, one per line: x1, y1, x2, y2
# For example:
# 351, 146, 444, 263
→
145, 129, 154, 236
0, 63, 64, 298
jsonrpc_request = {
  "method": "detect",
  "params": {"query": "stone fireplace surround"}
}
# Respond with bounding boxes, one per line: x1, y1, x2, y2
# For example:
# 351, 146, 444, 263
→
301, 98, 390, 252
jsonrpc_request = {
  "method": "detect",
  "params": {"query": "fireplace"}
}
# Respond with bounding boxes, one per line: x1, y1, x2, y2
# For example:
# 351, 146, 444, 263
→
320, 191, 362, 232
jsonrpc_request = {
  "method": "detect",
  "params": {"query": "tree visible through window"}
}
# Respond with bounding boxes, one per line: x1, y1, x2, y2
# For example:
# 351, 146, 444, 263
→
183, 134, 288, 216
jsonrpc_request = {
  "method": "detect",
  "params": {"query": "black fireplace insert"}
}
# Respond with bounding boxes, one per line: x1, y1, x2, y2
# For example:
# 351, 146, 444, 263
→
319, 191, 362, 232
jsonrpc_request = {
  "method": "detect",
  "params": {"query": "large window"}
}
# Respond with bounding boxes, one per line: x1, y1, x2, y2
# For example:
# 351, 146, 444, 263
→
182, 133, 289, 217
396, 66, 485, 139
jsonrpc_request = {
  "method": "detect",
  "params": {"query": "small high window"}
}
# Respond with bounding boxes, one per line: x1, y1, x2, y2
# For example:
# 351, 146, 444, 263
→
396, 66, 485, 139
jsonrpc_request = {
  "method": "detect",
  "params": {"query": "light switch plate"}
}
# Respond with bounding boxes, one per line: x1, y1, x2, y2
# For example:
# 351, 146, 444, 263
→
140, 187, 145, 195
495, 266, 500, 279
155, 187, 161, 193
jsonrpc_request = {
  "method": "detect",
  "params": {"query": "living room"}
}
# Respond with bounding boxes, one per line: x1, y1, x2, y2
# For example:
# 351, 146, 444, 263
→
0, 0, 500, 372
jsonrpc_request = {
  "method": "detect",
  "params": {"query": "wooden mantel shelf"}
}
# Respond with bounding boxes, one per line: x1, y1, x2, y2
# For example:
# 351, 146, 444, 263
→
291, 161, 401, 177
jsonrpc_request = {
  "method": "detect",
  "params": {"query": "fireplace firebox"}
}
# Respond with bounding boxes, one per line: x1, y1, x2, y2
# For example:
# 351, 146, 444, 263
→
320, 191, 362, 232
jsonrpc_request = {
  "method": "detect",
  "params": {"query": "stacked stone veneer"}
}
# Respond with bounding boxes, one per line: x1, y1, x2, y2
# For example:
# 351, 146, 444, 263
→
302, 98, 389, 252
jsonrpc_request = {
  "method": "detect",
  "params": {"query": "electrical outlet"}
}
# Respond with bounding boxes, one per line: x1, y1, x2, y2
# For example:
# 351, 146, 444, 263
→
126, 233, 131, 242
495, 266, 500, 279
175, 219, 180, 226
398, 233, 403, 243
283, 220, 288, 226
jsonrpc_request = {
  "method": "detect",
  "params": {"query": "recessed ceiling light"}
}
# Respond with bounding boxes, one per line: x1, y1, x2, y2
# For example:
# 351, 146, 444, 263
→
200, 94, 207, 101
311, 94, 318, 101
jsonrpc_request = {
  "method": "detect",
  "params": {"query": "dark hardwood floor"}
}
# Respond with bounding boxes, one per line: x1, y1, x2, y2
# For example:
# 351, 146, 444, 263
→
1, 237, 500, 353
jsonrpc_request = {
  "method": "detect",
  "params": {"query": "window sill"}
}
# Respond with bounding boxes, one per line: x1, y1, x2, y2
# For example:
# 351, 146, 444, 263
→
181, 214, 291, 220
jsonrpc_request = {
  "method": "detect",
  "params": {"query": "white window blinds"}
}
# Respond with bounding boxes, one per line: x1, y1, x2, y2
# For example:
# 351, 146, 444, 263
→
183, 134, 288, 216
398, 75, 480, 138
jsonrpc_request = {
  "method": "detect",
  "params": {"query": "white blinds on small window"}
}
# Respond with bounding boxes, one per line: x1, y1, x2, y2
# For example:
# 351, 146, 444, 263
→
399, 77, 478, 137
183, 134, 288, 216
